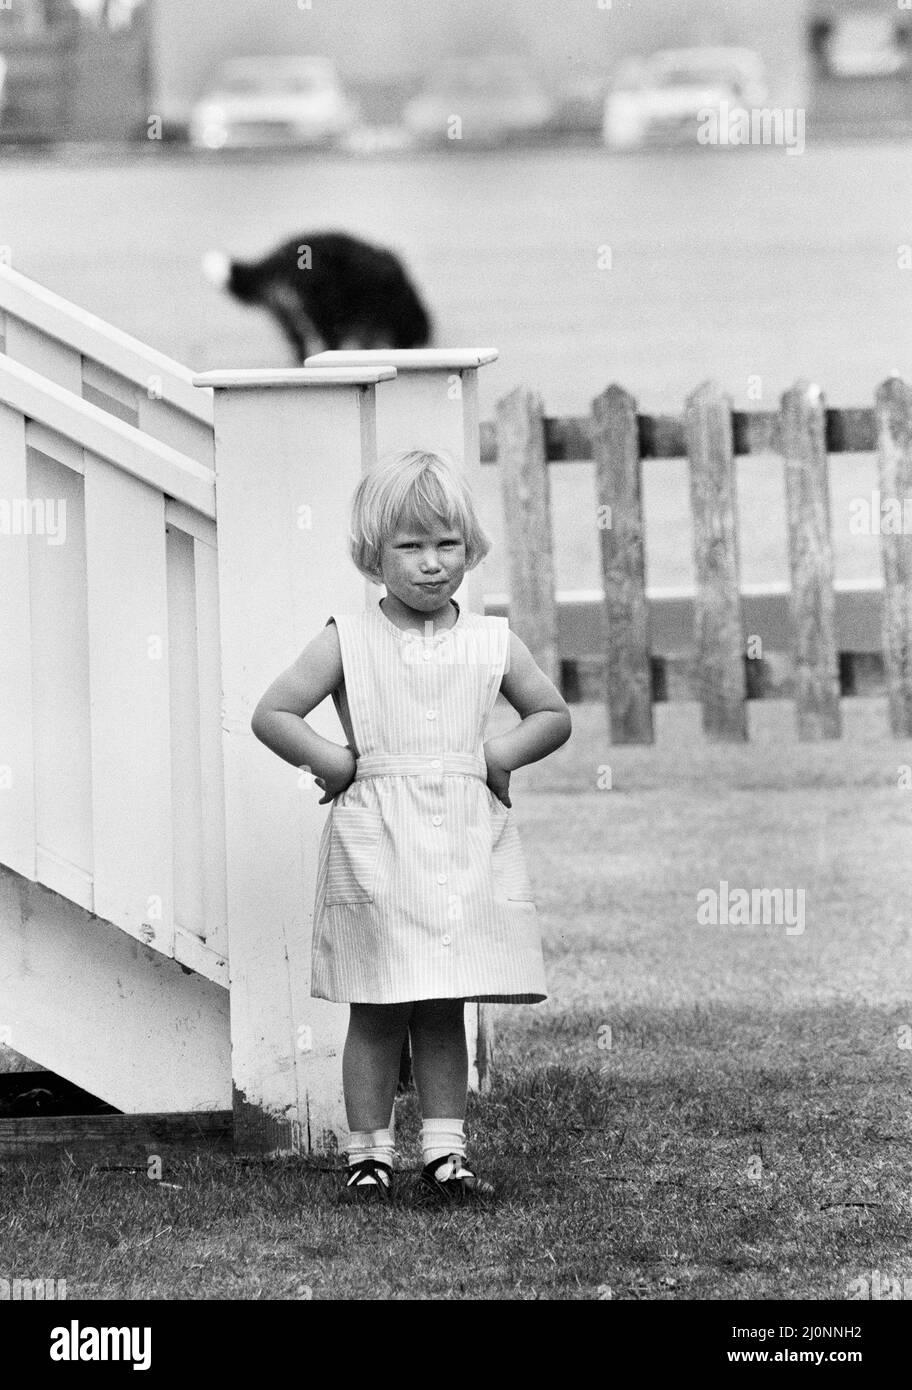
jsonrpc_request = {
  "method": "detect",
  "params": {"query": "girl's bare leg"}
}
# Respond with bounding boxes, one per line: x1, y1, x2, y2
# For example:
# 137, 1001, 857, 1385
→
409, 998, 468, 1118
343, 1002, 413, 1130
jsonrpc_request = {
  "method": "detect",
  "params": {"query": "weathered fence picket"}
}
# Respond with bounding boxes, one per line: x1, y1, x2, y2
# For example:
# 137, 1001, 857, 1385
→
684, 381, 747, 741
875, 375, 912, 738
780, 382, 841, 740
494, 387, 559, 689
591, 384, 653, 745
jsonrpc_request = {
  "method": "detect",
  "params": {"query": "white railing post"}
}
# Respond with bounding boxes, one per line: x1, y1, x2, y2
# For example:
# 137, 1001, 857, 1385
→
192, 365, 395, 1155
304, 349, 499, 1092
304, 350, 498, 616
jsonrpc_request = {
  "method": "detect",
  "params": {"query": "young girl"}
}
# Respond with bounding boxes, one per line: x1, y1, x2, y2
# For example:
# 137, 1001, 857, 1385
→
250, 449, 571, 1203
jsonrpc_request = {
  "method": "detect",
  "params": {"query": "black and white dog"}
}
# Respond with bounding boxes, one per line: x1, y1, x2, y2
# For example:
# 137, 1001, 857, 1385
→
203, 231, 433, 362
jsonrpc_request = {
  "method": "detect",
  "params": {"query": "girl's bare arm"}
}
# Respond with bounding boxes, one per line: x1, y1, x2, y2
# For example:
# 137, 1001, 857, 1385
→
250, 623, 348, 775
485, 630, 572, 772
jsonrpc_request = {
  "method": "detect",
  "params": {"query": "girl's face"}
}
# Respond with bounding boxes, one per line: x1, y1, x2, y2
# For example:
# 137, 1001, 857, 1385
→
380, 521, 466, 611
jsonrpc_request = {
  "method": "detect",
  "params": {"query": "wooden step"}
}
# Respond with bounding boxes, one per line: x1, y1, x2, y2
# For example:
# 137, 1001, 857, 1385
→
0, 1109, 233, 1161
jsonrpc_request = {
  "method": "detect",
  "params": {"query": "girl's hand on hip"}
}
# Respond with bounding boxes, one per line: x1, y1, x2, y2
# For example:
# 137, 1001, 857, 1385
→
483, 738, 512, 808
314, 743, 357, 805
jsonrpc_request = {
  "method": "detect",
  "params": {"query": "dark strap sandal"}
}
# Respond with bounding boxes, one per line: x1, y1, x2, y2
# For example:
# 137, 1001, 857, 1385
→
420, 1152, 495, 1203
339, 1158, 393, 1204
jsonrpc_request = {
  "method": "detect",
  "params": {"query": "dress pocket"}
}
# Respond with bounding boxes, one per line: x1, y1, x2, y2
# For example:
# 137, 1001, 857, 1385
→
325, 805, 383, 906
488, 794, 536, 903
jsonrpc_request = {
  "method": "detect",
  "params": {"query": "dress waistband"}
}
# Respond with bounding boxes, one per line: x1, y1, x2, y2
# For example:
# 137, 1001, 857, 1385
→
354, 752, 487, 781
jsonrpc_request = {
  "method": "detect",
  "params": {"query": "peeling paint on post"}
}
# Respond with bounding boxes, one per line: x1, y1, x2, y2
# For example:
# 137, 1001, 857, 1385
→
232, 1083, 295, 1157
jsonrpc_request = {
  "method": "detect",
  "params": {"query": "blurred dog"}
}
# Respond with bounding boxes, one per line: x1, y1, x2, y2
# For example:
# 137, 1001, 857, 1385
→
203, 231, 432, 362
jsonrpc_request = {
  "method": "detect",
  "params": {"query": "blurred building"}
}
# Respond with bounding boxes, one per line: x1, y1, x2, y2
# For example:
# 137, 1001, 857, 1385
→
0, 0, 150, 140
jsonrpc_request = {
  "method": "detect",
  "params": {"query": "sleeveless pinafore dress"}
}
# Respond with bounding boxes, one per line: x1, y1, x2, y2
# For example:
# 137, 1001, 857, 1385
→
310, 599, 548, 1004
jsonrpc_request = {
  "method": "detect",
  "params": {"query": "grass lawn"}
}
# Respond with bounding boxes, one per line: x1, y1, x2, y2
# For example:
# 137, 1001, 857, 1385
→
2, 698, 911, 1299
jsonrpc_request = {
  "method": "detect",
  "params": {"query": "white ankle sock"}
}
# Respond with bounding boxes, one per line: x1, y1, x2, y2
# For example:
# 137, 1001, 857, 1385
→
421, 1117, 466, 1169
347, 1126, 395, 1183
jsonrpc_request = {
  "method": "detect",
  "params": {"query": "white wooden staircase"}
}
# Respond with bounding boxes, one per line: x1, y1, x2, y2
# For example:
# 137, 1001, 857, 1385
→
0, 265, 230, 1116
0, 265, 499, 1153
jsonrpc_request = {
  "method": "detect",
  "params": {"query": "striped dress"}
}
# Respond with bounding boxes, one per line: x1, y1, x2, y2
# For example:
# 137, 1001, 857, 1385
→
310, 597, 548, 1005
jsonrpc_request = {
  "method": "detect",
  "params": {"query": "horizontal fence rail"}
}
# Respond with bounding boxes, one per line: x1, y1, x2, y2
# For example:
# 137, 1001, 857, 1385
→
488, 375, 912, 743
480, 405, 880, 463
0, 352, 227, 983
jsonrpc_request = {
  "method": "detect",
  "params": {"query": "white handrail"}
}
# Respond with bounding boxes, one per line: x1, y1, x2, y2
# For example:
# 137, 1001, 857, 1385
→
0, 352, 215, 519
0, 263, 213, 426
305, 349, 499, 370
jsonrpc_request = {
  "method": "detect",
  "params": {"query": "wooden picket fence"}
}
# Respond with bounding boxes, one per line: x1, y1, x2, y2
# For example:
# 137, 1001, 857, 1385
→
484, 376, 912, 745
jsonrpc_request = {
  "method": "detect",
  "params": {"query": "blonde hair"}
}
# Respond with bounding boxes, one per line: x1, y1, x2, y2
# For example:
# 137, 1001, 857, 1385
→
349, 449, 492, 586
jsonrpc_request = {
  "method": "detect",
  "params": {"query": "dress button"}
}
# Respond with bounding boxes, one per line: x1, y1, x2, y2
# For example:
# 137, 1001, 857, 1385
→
426, 709, 437, 720
436, 873, 447, 884
422, 650, 433, 661
432, 815, 443, 826
430, 758, 442, 769
442, 934, 451, 946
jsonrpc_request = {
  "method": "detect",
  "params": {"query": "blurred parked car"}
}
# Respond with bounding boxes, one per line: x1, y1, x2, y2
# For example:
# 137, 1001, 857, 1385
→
820, 11, 911, 78
603, 47, 768, 150
403, 55, 554, 144
549, 72, 608, 135
189, 55, 357, 149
